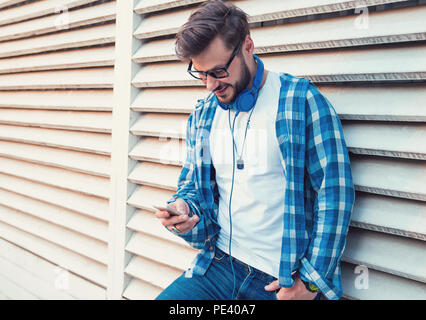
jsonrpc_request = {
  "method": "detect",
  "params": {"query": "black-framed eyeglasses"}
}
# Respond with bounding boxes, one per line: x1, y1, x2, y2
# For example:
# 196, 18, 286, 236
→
187, 42, 241, 80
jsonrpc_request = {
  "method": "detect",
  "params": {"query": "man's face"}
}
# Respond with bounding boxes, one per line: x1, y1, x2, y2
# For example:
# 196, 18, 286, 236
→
190, 36, 251, 105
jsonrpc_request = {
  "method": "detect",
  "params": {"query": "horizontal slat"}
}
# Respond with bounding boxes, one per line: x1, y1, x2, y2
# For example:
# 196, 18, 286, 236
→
133, 44, 426, 87
0, 23, 115, 59
132, 85, 426, 122
0, 188, 108, 242
0, 45, 114, 74
0, 90, 113, 111
129, 137, 185, 165
0, 140, 110, 177
0, 238, 105, 299
0, 109, 112, 133
127, 185, 175, 212
341, 262, 426, 299
0, 68, 114, 90
0, 0, 25, 10
0, 156, 110, 199
131, 88, 208, 113
134, 0, 206, 14
344, 228, 426, 282
0, 204, 108, 264
126, 232, 197, 270
130, 113, 187, 138
0, 0, 100, 26
125, 255, 181, 290
134, 5, 426, 63
351, 192, 426, 241
0, 173, 109, 222
0, 221, 107, 287
134, 0, 411, 39
343, 122, 426, 160
0, 0, 116, 42
128, 162, 180, 190
352, 155, 426, 201
0, 272, 39, 299
122, 277, 162, 300
127, 209, 189, 247
319, 84, 426, 122
0, 124, 111, 155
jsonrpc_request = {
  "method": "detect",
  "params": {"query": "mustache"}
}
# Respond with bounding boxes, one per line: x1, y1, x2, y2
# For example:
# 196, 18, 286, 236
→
213, 84, 230, 92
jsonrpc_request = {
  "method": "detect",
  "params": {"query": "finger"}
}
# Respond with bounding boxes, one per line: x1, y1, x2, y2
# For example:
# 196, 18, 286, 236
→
173, 215, 199, 233
162, 214, 190, 227
154, 209, 170, 219
264, 280, 280, 292
172, 200, 189, 215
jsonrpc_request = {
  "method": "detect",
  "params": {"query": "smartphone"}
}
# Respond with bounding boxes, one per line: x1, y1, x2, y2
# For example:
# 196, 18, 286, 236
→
153, 205, 184, 216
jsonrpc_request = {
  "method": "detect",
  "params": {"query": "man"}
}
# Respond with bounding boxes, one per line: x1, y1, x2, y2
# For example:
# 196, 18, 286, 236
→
155, 1, 355, 300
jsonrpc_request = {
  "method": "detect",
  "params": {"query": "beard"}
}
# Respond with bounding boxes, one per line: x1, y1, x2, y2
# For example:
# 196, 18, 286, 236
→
214, 57, 251, 106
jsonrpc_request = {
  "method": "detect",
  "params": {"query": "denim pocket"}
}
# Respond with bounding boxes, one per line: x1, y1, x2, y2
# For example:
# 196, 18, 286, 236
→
213, 248, 227, 262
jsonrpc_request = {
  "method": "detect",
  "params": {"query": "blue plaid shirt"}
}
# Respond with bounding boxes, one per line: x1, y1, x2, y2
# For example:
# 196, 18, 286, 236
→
168, 73, 355, 300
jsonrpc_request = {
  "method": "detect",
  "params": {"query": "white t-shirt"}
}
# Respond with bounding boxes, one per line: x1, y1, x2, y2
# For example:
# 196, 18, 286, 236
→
209, 71, 286, 278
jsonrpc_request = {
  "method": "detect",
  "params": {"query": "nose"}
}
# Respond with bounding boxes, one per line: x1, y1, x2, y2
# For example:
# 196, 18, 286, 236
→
204, 74, 219, 92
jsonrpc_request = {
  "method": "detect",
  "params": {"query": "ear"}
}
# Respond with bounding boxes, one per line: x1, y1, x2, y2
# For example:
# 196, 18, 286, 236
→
242, 34, 254, 56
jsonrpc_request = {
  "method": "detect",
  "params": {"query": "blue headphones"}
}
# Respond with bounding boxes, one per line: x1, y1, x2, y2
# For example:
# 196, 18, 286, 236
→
216, 54, 264, 112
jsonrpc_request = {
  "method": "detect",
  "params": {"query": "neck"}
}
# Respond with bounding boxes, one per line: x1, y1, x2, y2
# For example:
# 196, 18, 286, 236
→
247, 55, 268, 91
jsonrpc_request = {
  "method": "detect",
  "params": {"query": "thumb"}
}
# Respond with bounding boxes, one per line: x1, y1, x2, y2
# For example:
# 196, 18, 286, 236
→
173, 199, 189, 215
265, 280, 281, 292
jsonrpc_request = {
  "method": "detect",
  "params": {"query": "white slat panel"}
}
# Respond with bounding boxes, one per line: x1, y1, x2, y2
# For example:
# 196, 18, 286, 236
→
0, 124, 111, 155
127, 185, 175, 212
0, 0, 99, 26
0, 0, 116, 42
132, 44, 426, 87
344, 228, 426, 282
0, 173, 108, 221
125, 255, 181, 290
129, 137, 185, 165
0, 204, 108, 265
126, 232, 197, 270
0, 109, 112, 133
0, 0, 25, 10
130, 113, 187, 138
134, 0, 410, 39
0, 23, 115, 59
127, 209, 189, 247
132, 88, 208, 113
341, 262, 426, 300
351, 155, 426, 201
0, 156, 109, 199
134, 0, 206, 14
128, 162, 179, 190
0, 188, 108, 242
0, 90, 113, 111
134, 5, 426, 63
123, 277, 162, 300
0, 221, 107, 287
0, 238, 105, 299
351, 193, 426, 241
0, 273, 39, 300
0, 68, 114, 90
0, 254, 76, 300
0, 45, 114, 74
0, 140, 110, 177
319, 85, 426, 122
344, 122, 426, 160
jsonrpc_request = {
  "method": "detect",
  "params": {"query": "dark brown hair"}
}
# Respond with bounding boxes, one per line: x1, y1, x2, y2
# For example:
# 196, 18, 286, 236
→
175, 1, 249, 61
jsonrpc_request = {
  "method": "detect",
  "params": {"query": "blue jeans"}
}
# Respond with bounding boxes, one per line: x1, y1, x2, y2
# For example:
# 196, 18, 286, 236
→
156, 248, 322, 300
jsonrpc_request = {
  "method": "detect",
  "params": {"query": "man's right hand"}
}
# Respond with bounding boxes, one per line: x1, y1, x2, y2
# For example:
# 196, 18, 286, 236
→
154, 198, 199, 234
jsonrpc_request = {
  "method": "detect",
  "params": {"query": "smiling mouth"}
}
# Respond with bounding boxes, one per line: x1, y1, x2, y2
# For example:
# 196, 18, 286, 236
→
214, 85, 229, 96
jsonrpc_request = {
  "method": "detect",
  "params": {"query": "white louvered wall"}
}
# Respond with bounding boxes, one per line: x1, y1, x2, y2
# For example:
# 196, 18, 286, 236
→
0, 0, 425, 300
126, 0, 426, 300
0, 0, 116, 299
